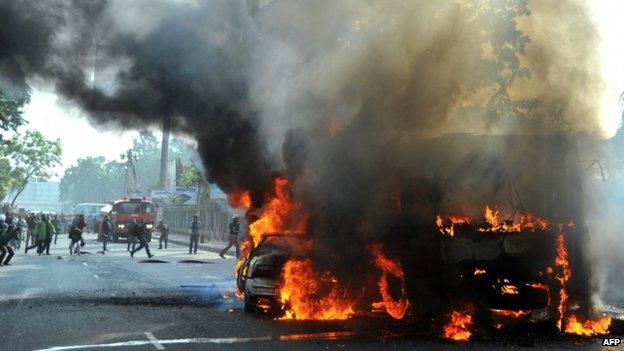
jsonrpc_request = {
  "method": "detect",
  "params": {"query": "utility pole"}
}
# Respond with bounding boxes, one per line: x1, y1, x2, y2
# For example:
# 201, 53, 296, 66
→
197, 168, 205, 243
121, 149, 140, 195
160, 116, 172, 190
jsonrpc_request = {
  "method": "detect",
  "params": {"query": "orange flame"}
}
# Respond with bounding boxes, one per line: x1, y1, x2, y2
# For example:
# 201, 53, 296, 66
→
564, 315, 612, 336
278, 259, 355, 320
227, 190, 252, 209
490, 309, 531, 318
442, 311, 472, 341
436, 215, 470, 237
234, 290, 244, 300
554, 226, 571, 331
247, 177, 307, 248
479, 205, 549, 233
369, 244, 410, 319
500, 285, 519, 295
474, 268, 486, 275
484, 205, 500, 228
234, 177, 308, 297
437, 206, 548, 235
546, 229, 611, 336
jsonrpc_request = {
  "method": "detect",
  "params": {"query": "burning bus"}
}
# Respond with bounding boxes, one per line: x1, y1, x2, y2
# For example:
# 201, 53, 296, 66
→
234, 133, 611, 337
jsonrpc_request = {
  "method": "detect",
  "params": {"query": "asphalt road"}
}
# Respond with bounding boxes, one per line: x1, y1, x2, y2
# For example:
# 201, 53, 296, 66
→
0, 233, 614, 351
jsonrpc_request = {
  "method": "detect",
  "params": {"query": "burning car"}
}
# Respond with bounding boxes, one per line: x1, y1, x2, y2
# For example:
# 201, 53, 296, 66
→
236, 233, 312, 313
230, 134, 611, 336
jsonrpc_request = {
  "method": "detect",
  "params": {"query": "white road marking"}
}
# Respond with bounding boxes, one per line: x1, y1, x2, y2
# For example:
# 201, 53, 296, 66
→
145, 332, 165, 350
35, 336, 272, 351
93, 274, 100, 280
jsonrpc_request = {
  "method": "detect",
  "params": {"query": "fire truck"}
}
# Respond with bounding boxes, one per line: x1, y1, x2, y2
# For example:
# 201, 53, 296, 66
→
110, 197, 155, 242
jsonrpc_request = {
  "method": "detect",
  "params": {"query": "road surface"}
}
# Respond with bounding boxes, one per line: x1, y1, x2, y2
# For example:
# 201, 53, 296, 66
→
0, 233, 613, 350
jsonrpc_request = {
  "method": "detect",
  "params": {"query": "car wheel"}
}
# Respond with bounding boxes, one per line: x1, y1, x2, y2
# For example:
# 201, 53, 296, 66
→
243, 285, 256, 313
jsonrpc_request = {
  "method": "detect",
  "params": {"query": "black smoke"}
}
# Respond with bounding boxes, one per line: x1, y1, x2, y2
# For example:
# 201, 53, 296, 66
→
0, 0, 611, 322
0, 0, 274, 198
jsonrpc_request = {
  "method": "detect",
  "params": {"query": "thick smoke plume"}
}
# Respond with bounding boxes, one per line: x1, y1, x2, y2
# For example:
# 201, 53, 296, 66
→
0, 0, 612, 318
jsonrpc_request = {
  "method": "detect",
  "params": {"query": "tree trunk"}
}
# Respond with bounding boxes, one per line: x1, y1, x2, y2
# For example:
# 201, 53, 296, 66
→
11, 182, 27, 207
11, 168, 37, 207
160, 116, 172, 190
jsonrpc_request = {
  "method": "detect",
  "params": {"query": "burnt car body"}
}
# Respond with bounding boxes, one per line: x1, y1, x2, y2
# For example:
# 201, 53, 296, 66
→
438, 224, 560, 325
236, 234, 309, 313
396, 133, 592, 326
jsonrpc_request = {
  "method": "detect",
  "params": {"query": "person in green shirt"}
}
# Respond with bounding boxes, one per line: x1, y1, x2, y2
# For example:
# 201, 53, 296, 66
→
40, 215, 56, 255
25, 214, 55, 255
24, 215, 43, 255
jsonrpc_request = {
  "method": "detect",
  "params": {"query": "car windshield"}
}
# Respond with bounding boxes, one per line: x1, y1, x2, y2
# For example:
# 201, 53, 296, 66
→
255, 235, 311, 257
114, 202, 152, 214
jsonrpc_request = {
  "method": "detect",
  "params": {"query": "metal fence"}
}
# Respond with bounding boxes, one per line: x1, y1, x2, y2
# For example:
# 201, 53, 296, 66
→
161, 199, 233, 242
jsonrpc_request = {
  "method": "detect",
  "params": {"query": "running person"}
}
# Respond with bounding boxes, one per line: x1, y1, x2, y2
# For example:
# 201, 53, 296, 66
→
0, 226, 18, 265
130, 221, 154, 259
219, 215, 240, 258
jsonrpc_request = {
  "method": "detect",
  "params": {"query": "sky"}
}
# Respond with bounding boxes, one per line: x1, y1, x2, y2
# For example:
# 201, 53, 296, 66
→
17, 0, 624, 180
21, 85, 139, 179
589, 0, 624, 136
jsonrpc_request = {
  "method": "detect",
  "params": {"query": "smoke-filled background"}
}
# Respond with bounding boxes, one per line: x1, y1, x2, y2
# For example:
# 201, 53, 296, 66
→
1, 0, 622, 315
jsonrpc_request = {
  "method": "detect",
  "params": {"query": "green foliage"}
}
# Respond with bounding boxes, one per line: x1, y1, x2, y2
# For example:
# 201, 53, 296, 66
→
4, 130, 62, 205
59, 157, 125, 204
0, 158, 13, 200
0, 91, 27, 141
131, 131, 198, 190
178, 163, 201, 186
60, 131, 199, 206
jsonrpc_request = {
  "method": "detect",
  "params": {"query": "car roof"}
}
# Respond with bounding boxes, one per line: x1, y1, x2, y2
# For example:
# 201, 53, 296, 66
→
259, 233, 307, 239
255, 233, 309, 248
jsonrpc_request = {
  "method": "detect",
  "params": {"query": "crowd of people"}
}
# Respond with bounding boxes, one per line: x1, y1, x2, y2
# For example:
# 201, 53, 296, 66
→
0, 209, 243, 266
0, 212, 65, 265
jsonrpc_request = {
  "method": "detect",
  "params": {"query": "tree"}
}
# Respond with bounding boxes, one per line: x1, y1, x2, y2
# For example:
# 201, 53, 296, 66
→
0, 90, 28, 142
59, 157, 125, 205
5, 130, 62, 206
59, 132, 199, 206
0, 158, 13, 201
456, 0, 534, 122
0, 87, 30, 201
0, 93, 24, 135
178, 163, 202, 187
131, 131, 199, 191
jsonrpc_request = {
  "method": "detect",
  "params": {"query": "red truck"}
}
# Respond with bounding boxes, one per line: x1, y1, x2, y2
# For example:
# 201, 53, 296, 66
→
110, 197, 155, 242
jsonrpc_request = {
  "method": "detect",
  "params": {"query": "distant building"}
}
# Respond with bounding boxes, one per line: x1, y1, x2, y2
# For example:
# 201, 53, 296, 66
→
4, 181, 61, 213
